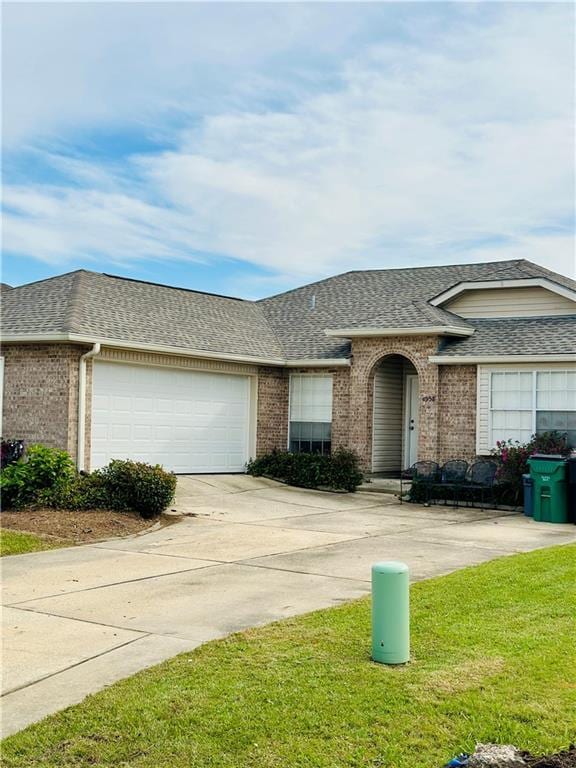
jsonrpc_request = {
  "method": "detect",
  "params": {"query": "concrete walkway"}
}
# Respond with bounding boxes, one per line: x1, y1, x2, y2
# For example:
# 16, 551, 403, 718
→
2, 474, 575, 737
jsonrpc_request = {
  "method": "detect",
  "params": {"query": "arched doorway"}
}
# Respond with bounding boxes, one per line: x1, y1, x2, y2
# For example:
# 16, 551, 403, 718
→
371, 354, 419, 476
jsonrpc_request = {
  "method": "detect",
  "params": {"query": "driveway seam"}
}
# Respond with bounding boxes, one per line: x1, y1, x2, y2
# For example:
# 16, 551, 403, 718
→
7, 603, 185, 639
1, 632, 151, 698
235, 560, 373, 584
4, 561, 227, 606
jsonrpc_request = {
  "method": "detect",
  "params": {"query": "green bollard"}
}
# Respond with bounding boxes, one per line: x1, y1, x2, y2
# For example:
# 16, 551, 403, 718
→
371, 561, 410, 665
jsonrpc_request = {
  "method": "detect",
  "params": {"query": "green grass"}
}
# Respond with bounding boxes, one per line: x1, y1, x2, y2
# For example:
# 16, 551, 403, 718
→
0, 528, 63, 557
3, 545, 575, 768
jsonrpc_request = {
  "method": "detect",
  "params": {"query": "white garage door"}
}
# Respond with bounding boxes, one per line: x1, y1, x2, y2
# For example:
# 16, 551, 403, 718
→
91, 362, 252, 473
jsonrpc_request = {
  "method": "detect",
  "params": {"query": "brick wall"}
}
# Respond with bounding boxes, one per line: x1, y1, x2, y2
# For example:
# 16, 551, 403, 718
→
437, 364, 477, 462
1, 344, 87, 460
2, 342, 479, 474
331, 367, 351, 450
255, 366, 352, 457
255, 366, 289, 455
347, 336, 441, 471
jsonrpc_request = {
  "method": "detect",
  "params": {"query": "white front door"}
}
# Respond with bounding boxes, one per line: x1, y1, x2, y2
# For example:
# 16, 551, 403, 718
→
404, 374, 419, 468
91, 362, 252, 473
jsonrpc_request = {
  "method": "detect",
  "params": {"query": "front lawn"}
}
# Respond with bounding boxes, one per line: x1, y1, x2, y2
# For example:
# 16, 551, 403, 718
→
3, 545, 575, 767
0, 528, 65, 557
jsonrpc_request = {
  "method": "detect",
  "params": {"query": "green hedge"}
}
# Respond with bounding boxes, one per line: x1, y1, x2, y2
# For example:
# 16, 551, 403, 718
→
246, 448, 363, 492
1, 447, 176, 518
96, 460, 177, 519
0, 445, 76, 509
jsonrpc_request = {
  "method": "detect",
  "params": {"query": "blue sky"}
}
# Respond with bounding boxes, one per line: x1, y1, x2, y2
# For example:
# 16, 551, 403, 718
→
2, 2, 575, 297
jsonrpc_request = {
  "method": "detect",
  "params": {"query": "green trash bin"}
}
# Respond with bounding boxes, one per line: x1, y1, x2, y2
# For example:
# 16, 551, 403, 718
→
528, 455, 568, 524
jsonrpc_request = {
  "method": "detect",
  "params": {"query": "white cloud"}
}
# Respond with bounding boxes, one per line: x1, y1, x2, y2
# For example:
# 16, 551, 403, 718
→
2, 3, 575, 284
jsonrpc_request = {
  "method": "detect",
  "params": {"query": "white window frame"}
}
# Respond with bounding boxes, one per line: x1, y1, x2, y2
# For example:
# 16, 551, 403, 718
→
488, 368, 575, 448
288, 374, 333, 453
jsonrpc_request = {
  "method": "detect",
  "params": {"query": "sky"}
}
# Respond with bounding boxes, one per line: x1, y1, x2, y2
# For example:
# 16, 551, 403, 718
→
2, 1, 575, 298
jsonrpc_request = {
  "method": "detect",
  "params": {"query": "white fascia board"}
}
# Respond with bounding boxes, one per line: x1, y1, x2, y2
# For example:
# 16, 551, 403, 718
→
324, 326, 474, 338
284, 358, 350, 368
429, 354, 576, 364
0, 333, 349, 368
429, 278, 576, 307
0, 333, 285, 366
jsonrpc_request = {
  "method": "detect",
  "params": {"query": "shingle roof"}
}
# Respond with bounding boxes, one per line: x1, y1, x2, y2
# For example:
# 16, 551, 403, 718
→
2, 259, 575, 361
437, 316, 576, 357
1, 271, 285, 360
326, 301, 473, 332
257, 259, 576, 359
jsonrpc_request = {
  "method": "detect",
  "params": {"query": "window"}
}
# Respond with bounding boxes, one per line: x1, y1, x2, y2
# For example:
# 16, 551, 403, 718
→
536, 371, 576, 447
289, 375, 332, 454
490, 369, 576, 447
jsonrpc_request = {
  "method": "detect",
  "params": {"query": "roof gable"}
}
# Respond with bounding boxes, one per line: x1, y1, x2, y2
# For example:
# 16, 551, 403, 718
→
430, 277, 576, 316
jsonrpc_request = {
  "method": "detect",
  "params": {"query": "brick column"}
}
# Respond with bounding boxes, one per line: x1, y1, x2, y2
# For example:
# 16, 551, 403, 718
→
416, 360, 440, 461
347, 336, 441, 471
256, 366, 289, 455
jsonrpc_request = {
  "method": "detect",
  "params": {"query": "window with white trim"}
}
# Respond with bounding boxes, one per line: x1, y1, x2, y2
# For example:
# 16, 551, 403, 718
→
490, 370, 576, 447
289, 375, 333, 455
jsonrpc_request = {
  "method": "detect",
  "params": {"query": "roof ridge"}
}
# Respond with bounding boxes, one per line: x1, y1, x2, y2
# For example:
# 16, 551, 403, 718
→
101, 273, 247, 302
8, 269, 96, 291
414, 300, 463, 326
257, 259, 531, 303
249, 302, 287, 357
514, 259, 576, 291
63, 271, 88, 333
342, 258, 524, 276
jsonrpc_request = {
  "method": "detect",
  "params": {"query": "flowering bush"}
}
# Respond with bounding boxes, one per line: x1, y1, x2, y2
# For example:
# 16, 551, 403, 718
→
491, 431, 570, 504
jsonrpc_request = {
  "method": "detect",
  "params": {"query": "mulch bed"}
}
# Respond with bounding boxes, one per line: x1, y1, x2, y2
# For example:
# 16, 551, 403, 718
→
0, 507, 157, 543
522, 746, 576, 768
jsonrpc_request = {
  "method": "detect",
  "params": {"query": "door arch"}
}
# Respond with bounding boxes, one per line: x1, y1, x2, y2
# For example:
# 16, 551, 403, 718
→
371, 354, 419, 475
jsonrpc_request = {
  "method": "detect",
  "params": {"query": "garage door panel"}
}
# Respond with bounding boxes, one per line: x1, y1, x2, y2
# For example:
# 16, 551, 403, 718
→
91, 362, 251, 473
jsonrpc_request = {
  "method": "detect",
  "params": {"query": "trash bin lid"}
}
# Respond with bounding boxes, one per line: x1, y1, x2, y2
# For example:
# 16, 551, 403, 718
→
530, 454, 566, 461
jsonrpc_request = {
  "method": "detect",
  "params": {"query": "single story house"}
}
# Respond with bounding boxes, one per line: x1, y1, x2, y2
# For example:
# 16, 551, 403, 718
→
1, 258, 575, 475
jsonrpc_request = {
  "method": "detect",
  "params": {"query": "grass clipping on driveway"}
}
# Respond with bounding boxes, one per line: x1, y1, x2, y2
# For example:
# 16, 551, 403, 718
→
3, 545, 575, 768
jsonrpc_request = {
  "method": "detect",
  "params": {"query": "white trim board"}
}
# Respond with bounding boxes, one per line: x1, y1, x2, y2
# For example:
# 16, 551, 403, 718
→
430, 354, 576, 364
0, 333, 350, 368
325, 326, 474, 338
430, 278, 576, 307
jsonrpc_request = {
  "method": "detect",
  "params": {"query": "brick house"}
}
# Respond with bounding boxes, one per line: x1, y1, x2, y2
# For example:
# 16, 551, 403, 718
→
1, 259, 575, 475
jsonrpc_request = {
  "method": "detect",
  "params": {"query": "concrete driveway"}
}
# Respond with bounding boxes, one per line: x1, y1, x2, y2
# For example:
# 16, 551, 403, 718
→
3, 474, 575, 737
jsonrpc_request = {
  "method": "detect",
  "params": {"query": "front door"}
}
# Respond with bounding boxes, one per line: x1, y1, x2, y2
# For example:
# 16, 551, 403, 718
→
404, 374, 419, 468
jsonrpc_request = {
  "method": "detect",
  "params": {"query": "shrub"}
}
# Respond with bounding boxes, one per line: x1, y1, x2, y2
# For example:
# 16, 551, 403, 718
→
1, 445, 176, 518
246, 448, 363, 492
97, 460, 177, 518
37, 471, 109, 511
491, 430, 570, 504
1, 444, 76, 508
326, 448, 364, 492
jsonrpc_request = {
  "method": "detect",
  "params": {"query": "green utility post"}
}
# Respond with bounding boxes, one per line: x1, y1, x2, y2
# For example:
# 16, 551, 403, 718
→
371, 561, 410, 665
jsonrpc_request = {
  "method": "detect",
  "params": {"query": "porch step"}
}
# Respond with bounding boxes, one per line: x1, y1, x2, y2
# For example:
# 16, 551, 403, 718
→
359, 477, 408, 495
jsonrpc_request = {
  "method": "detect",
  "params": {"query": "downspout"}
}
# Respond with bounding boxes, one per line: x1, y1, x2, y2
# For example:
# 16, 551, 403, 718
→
77, 343, 101, 471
